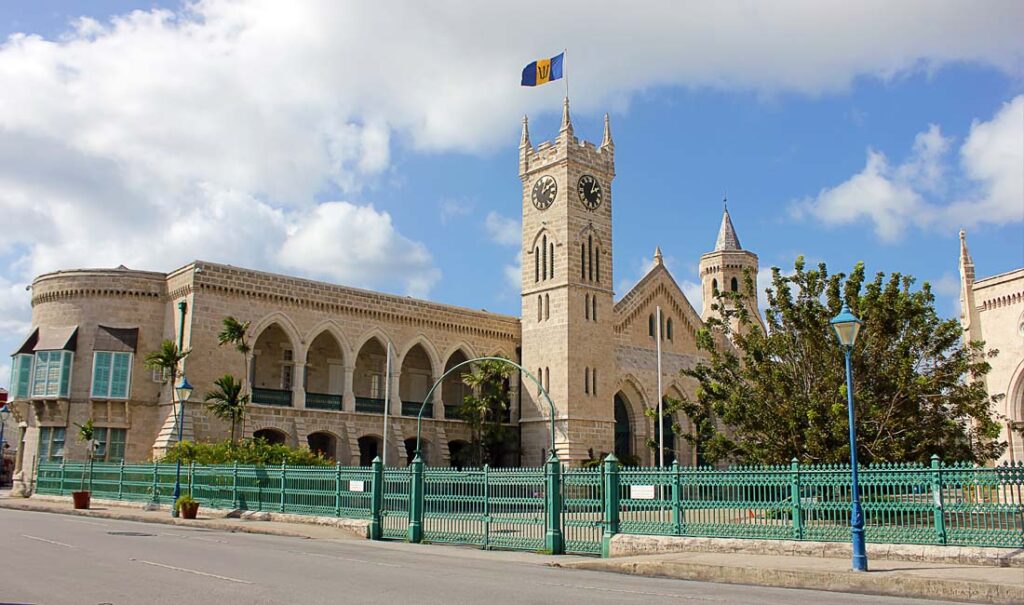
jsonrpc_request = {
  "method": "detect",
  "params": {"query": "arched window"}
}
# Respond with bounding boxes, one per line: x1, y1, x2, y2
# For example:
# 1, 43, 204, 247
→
584, 367, 590, 394
544, 293, 550, 320
648, 314, 655, 337
588, 235, 594, 281
538, 368, 543, 393
584, 293, 590, 319
537, 295, 542, 322
535, 248, 540, 283
542, 235, 548, 280
545, 367, 550, 391
730, 276, 738, 292
595, 248, 601, 283
592, 368, 598, 395
712, 278, 718, 293
550, 243, 555, 278
667, 318, 673, 341
592, 296, 597, 321
581, 244, 586, 279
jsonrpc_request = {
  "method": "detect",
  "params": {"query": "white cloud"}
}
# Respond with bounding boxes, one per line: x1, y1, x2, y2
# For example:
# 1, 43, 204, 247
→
484, 212, 521, 247
930, 272, 962, 319
439, 198, 474, 225
503, 251, 523, 292
793, 96, 1024, 240
278, 202, 440, 298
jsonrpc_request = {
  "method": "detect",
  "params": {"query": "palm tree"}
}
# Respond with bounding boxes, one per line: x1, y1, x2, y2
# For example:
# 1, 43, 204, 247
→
144, 339, 190, 392
218, 317, 251, 385
204, 374, 249, 444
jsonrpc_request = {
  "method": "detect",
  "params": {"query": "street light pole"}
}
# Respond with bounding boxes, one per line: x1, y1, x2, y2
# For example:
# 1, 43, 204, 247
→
831, 303, 868, 572
170, 377, 193, 517
0, 405, 10, 486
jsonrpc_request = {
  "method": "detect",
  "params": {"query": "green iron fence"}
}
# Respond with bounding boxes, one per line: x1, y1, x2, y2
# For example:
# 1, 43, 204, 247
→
35, 456, 1024, 556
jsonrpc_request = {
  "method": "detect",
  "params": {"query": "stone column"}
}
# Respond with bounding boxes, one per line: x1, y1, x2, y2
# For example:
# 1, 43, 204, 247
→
292, 353, 306, 409
389, 367, 402, 416
431, 372, 444, 419
342, 364, 356, 412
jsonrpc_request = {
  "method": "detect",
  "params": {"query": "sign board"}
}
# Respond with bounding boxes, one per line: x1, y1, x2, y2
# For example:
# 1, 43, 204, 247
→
630, 485, 656, 500
349, 480, 365, 493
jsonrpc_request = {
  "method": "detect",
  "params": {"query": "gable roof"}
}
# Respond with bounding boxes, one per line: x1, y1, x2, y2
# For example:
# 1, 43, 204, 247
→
614, 259, 704, 342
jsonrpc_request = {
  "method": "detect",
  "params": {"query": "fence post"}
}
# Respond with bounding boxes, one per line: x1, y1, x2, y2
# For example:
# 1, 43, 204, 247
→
59, 459, 66, 496
232, 461, 239, 509
483, 464, 491, 550
791, 458, 804, 540
88, 458, 94, 493
369, 456, 383, 540
151, 463, 159, 503
672, 460, 682, 535
279, 462, 287, 513
544, 453, 564, 555
931, 454, 946, 545
117, 459, 125, 500
601, 454, 620, 558
407, 454, 425, 543
188, 461, 194, 498
335, 462, 343, 517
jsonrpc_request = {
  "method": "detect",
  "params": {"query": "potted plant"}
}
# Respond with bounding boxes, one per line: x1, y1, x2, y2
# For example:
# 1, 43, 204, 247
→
175, 493, 200, 519
72, 419, 96, 509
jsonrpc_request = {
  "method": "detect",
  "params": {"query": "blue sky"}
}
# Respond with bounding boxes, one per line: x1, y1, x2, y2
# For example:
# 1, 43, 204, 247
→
1, 2, 1022, 388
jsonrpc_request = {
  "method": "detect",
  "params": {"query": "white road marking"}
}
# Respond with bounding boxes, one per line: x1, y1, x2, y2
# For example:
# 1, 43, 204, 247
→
287, 550, 403, 567
22, 534, 75, 548
130, 558, 252, 584
539, 581, 723, 601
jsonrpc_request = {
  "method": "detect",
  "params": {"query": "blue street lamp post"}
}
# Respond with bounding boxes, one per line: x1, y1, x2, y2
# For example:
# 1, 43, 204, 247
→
170, 377, 193, 518
0, 405, 10, 486
831, 303, 868, 572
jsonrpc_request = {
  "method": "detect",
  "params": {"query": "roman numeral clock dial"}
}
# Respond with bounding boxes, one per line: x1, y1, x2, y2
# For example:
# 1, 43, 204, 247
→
532, 175, 557, 210
578, 174, 603, 210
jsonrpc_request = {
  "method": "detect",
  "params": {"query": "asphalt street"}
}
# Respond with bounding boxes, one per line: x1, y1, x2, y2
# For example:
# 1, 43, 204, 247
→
0, 508, 955, 605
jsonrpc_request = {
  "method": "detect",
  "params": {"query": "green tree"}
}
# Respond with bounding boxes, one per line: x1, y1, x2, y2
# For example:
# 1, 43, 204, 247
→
144, 339, 191, 396
455, 359, 517, 467
204, 374, 249, 444
218, 316, 252, 383
676, 257, 1005, 465
74, 418, 96, 492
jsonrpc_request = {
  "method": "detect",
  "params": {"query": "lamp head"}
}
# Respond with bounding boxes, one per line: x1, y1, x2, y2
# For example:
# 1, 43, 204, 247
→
830, 303, 862, 348
0, 405, 10, 421
175, 376, 194, 403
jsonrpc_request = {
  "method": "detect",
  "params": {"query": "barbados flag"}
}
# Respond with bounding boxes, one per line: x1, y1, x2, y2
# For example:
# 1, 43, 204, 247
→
521, 52, 564, 87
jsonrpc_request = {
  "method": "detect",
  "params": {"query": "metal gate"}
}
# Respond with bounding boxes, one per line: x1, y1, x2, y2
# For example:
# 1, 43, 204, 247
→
381, 467, 410, 539
562, 467, 604, 554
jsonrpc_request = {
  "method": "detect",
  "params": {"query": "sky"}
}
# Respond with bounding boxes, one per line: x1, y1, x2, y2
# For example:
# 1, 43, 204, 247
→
0, 1, 1022, 389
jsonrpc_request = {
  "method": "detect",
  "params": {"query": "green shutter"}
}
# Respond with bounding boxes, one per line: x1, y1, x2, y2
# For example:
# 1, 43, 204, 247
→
109, 353, 131, 399
58, 351, 73, 398
12, 354, 32, 399
38, 427, 50, 461
93, 427, 108, 459
107, 429, 126, 462
92, 352, 112, 398
32, 352, 49, 397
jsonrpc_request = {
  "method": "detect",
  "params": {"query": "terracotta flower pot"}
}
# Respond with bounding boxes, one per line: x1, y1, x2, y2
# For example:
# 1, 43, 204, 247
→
180, 501, 200, 519
72, 491, 91, 509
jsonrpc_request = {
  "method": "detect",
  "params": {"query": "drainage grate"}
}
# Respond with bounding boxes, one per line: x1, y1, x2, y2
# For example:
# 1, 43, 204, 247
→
107, 531, 155, 537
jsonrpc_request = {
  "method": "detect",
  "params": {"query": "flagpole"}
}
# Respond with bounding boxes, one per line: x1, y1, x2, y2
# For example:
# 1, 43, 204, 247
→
382, 341, 391, 466
656, 305, 664, 467
563, 47, 569, 101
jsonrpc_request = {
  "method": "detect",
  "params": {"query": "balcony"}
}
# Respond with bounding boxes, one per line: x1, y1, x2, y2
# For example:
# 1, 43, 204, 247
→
444, 403, 461, 420
305, 392, 342, 411
252, 387, 293, 407
402, 400, 432, 418
355, 396, 385, 414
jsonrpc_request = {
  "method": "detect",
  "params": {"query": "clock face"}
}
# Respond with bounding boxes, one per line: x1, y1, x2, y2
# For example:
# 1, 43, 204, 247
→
577, 174, 603, 210
532, 175, 557, 210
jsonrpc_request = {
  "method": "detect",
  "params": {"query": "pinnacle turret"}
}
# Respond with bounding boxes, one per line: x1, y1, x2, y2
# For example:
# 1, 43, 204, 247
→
601, 113, 613, 149
653, 246, 663, 266
559, 96, 573, 137
520, 115, 531, 149
715, 205, 742, 251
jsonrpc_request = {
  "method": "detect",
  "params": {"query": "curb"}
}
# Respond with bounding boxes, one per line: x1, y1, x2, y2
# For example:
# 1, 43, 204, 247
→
556, 558, 1024, 605
0, 498, 367, 541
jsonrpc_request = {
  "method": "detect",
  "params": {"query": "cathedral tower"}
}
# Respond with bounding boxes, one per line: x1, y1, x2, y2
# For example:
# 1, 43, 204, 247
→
519, 99, 616, 465
699, 203, 763, 333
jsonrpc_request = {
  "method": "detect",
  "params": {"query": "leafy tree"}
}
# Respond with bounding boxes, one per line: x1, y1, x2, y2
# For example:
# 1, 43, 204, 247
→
204, 374, 249, 445
676, 257, 1005, 466
454, 359, 517, 467
74, 418, 96, 492
218, 317, 251, 384
161, 437, 330, 466
144, 339, 191, 399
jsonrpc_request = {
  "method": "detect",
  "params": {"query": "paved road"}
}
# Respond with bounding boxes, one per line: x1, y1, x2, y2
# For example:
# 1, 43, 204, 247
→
0, 508, 954, 605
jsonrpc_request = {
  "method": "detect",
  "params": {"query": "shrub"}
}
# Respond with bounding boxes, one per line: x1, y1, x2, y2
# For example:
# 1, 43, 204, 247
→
161, 437, 331, 466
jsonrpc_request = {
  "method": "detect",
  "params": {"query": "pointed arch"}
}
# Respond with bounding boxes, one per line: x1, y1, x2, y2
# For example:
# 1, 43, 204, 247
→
303, 319, 353, 362
352, 327, 395, 359
575, 223, 608, 250
250, 311, 303, 352
529, 226, 562, 250
398, 334, 442, 377
441, 342, 478, 367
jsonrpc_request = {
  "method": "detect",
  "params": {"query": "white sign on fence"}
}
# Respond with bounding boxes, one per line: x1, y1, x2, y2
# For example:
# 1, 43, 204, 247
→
630, 485, 656, 500
349, 480, 365, 492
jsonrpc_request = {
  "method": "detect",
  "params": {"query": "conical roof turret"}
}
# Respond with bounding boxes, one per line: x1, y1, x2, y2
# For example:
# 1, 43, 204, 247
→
715, 203, 742, 251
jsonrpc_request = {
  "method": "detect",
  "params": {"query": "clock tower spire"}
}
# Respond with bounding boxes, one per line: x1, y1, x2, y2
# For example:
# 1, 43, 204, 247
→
519, 101, 616, 465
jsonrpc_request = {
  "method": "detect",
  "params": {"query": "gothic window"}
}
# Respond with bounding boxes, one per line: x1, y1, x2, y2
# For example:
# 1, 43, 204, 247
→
537, 368, 543, 393
592, 296, 597, 321
585, 294, 590, 319
542, 236, 548, 280
537, 295, 542, 322
544, 293, 550, 320
535, 248, 540, 283
584, 367, 590, 394
667, 318, 674, 341
596, 248, 601, 283
712, 278, 718, 293
592, 368, 597, 395
550, 243, 555, 278
731, 277, 738, 292
648, 314, 655, 338
545, 367, 550, 391
588, 235, 594, 281
581, 244, 586, 279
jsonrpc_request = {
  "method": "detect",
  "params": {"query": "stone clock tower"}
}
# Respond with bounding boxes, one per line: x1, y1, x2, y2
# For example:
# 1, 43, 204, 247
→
519, 98, 616, 465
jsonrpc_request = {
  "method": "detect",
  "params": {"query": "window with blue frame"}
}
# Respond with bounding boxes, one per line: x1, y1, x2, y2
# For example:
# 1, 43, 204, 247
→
9, 354, 33, 399
31, 350, 73, 399
93, 427, 126, 462
91, 352, 133, 399
38, 426, 66, 461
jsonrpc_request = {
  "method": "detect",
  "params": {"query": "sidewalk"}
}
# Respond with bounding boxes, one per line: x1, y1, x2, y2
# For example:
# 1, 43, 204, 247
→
555, 550, 1024, 604
0, 493, 367, 541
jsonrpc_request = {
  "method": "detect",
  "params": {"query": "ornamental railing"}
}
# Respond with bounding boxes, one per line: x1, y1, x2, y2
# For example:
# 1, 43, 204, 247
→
252, 387, 292, 407
355, 396, 385, 414
305, 392, 343, 411
402, 400, 432, 418
34, 456, 1024, 557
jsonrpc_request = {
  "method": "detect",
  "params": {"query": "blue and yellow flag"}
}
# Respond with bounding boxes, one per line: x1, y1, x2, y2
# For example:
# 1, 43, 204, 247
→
521, 53, 564, 87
